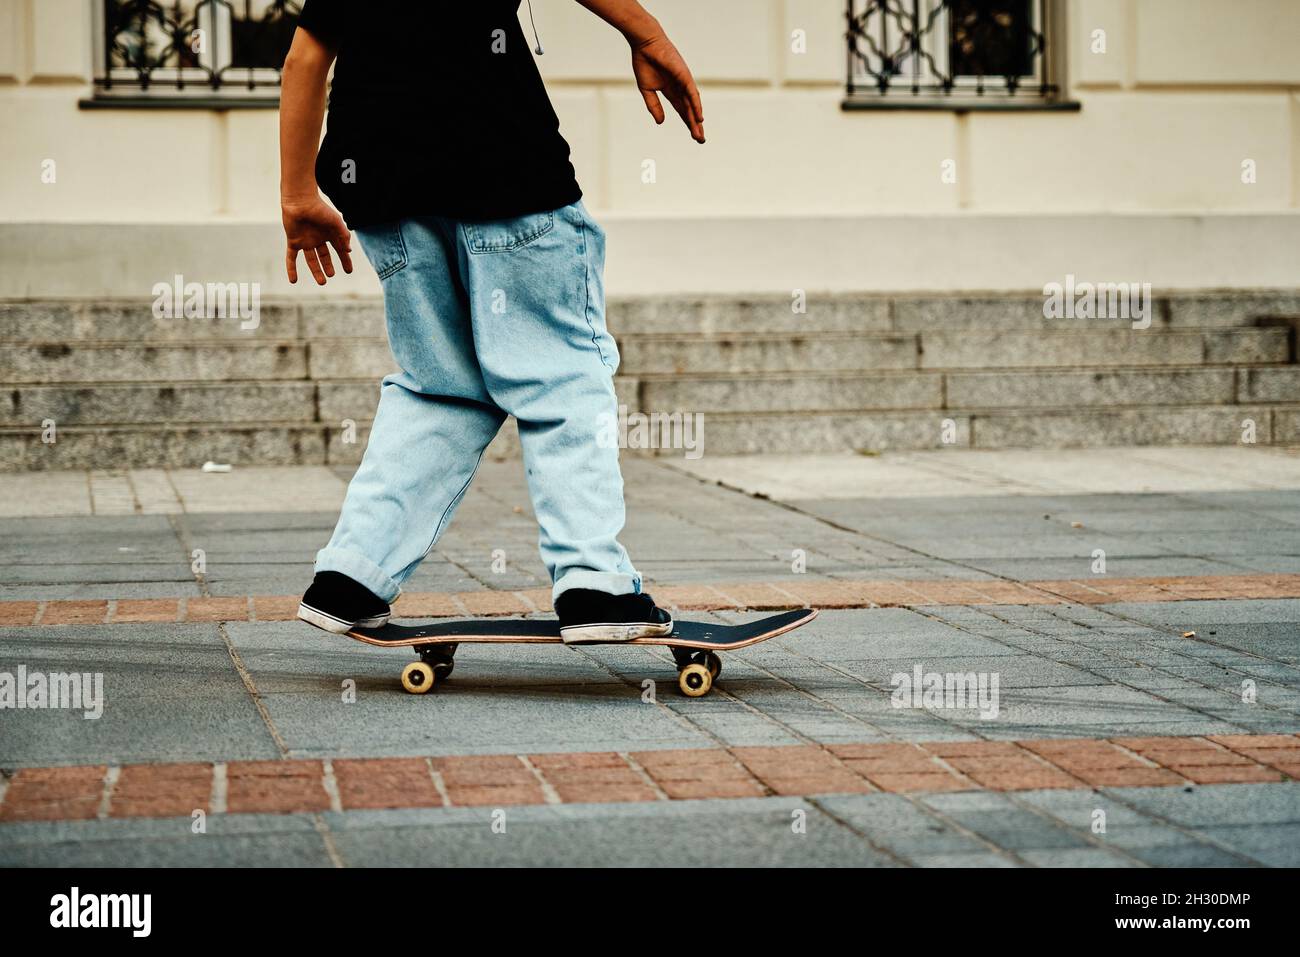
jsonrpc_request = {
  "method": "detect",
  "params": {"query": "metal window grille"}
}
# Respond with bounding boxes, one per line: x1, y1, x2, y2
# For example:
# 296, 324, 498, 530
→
846, 0, 1067, 107
93, 0, 302, 102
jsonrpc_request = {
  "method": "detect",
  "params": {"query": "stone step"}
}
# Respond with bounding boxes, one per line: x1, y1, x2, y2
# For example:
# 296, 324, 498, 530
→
614, 293, 1300, 334
2, 293, 1297, 342
0, 342, 308, 384
638, 367, 1287, 413
893, 293, 1300, 331
4, 327, 1285, 387
617, 334, 921, 375
6, 404, 1293, 471
305, 334, 926, 378
0, 423, 330, 471
606, 297, 893, 335
0, 382, 317, 426
0, 302, 303, 341
300, 369, 1300, 422
8, 365, 1290, 429
626, 405, 1298, 455
968, 406, 1298, 449
308, 328, 1289, 378
944, 367, 1245, 410
0, 419, 521, 472
919, 328, 1288, 370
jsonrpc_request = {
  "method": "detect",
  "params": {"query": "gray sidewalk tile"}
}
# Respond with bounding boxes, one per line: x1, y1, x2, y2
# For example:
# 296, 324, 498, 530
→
324, 798, 899, 867
0, 623, 280, 765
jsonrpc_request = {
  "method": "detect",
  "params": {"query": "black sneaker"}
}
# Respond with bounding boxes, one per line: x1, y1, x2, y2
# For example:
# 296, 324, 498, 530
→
554, 589, 673, 644
297, 571, 391, 634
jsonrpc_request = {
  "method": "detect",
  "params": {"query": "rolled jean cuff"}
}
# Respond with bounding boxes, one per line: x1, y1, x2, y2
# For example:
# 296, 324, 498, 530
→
553, 570, 640, 603
315, 547, 402, 604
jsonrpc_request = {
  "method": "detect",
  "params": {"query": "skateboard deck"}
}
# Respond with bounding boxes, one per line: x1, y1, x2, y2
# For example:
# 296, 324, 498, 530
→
346, 607, 817, 697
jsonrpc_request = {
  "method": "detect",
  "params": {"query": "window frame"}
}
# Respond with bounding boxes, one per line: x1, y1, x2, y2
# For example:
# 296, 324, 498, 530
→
844, 0, 1079, 113
83, 0, 301, 110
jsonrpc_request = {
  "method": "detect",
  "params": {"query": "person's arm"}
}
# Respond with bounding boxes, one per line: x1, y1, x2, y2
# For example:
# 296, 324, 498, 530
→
575, 0, 705, 143
279, 26, 352, 285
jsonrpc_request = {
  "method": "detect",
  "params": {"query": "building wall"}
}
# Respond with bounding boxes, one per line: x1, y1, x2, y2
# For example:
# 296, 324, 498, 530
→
1, 0, 1298, 295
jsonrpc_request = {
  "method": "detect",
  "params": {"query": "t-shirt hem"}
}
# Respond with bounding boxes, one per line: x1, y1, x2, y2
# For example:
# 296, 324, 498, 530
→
337, 184, 585, 231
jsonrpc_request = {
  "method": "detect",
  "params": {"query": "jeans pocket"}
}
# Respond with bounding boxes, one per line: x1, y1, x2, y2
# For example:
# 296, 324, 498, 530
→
463, 211, 556, 254
356, 222, 408, 280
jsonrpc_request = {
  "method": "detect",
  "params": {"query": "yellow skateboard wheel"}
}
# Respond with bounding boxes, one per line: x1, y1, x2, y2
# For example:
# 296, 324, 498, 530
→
400, 661, 436, 695
678, 662, 712, 697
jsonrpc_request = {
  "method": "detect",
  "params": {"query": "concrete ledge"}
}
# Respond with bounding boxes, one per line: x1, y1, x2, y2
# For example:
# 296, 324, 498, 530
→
4, 213, 1300, 298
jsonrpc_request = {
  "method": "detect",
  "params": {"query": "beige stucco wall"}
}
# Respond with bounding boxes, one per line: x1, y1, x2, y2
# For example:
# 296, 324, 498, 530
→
0, 0, 1297, 297
1, 0, 1298, 222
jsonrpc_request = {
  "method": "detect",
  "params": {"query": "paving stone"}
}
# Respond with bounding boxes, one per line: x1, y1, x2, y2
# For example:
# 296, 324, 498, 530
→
1104, 781, 1300, 827
323, 799, 900, 867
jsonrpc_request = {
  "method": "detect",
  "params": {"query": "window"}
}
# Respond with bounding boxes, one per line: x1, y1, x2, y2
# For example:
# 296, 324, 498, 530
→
88, 0, 302, 107
845, 0, 1075, 110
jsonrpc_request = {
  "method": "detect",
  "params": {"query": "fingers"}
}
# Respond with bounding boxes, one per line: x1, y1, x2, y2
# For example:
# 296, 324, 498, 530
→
286, 248, 299, 285
333, 231, 354, 274
666, 88, 706, 144
315, 244, 336, 279
303, 247, 327, 286
641, 88, 665, 125
686, 79, 706, 143
688, 81, 704, 127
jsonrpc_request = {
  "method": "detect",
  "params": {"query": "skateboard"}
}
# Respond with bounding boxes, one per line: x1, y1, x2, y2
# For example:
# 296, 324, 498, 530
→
346, 607, 817, 698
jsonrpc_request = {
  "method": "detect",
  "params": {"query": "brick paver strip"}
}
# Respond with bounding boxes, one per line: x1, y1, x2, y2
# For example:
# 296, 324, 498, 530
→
224, 760, 331, 814
15, 572, 1294, 624
1018, 739, 1151, 771
631, 748, 767, 800
0, 766, 107, 822
186, 597, 252, 623
331, 758, 443, 810
1175, 765, 1286, 785
39, 600, 110, 626
110, 762, 212, 818
391, 593, 465, 619
458, 591, 534, 617
1066, 767, 1189, 788
828, 743, 971, 791
11, 573, 1300, 625
528, 752, 660, 803
1, 735, 1296, 823
655, 584, 735, 610
111, 599, 182, 623
1207, 736, 1300, 774
430, 755, 547, 807
252, 595, 300, 621
731, 745, 875, 796
0, 602, 38, 626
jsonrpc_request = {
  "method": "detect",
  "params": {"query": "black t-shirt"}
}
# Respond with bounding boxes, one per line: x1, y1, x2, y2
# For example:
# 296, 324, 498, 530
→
296, 0, 582, 228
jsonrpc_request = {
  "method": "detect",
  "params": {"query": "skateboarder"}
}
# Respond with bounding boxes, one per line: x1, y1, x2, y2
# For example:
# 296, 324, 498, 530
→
279, 1, 705, 642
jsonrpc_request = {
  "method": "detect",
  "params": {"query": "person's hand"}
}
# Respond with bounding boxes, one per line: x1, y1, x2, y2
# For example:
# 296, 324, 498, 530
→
282, 196, 353, 285
631, 33, 705, 143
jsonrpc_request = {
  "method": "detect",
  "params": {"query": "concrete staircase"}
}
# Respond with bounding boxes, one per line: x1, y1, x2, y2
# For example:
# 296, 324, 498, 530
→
1, 294, 1297, 470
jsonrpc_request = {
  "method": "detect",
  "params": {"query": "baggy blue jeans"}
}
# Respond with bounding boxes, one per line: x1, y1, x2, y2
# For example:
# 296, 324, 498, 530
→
315, 200, 641, 603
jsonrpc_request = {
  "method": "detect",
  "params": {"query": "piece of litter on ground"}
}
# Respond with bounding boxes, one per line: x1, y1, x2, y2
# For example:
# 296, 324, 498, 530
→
202, 461, 233, 473
1182, 631, 1196, 638
1071, 521, 1084, 528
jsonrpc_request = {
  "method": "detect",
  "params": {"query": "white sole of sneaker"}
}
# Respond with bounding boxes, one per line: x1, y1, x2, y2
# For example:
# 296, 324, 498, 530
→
297, 603, 390, 635
560, 619, 674, 645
